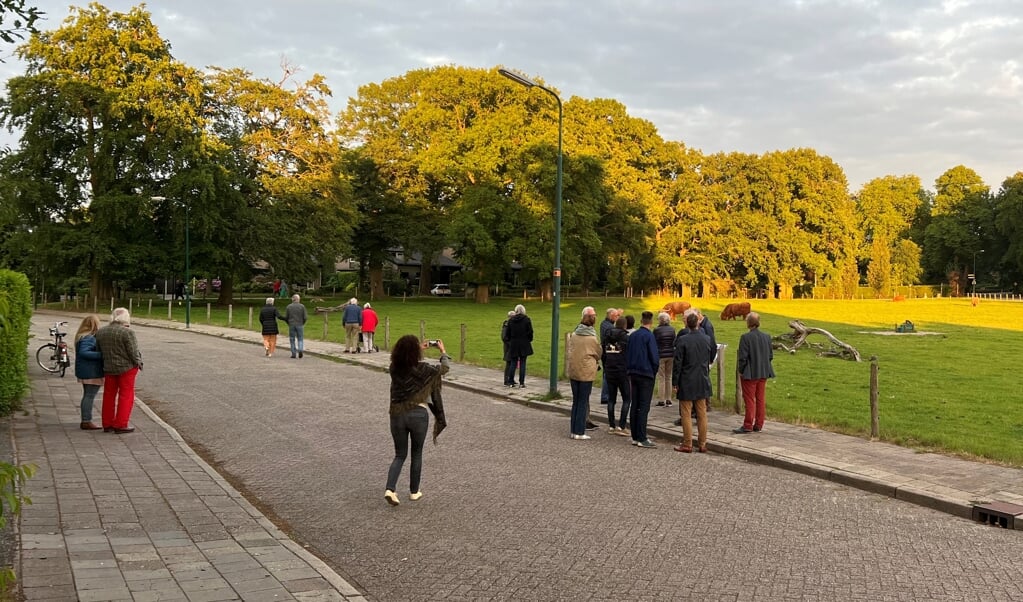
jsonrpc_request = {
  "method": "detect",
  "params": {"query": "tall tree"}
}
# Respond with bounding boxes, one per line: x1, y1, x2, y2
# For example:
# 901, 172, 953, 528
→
856, 175, 924, 294
922, 166, 990, 291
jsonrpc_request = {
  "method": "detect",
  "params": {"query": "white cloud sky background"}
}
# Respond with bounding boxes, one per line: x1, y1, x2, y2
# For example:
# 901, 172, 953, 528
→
3, 0, 1021, 191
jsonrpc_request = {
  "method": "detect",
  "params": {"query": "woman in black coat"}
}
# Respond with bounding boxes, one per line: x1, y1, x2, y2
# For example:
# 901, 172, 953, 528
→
502, 304, 533, 388
259, 297, 284, 358
603, 317, 632, 435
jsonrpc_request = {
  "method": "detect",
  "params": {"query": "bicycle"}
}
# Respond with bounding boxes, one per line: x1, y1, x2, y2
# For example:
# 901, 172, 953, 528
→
36, 321, 71, 377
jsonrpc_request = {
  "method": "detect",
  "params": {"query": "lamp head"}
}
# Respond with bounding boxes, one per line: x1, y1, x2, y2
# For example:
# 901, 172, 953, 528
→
498, 68, 537, 89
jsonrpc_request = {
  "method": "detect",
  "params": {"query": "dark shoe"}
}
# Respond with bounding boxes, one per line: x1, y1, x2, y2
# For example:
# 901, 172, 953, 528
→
673, 418, 682, 427
636, 440, 657, 449
674, 444, 693, 453
732, 427, 753, 434
80, 422, 102, 430
113, 426, 136, 434
519, 383, 526, 388
299, 352, 303, 358
585, 422, 598, 431
665, 400, 673, 407
656, 400, 666, 407
103, 426, 114, 433
291, 354, 297, 359
753, 427, 762, 432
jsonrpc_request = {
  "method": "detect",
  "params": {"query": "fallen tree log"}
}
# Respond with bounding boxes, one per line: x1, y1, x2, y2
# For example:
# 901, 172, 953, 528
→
772, 319, 861, 362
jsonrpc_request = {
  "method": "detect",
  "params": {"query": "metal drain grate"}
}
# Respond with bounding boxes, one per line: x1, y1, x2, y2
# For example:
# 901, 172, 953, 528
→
972, 502, 1023, 530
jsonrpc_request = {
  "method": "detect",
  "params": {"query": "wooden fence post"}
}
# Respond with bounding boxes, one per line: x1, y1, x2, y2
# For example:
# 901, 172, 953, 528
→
385, 317, 391, 350
228, 305, 233, 327
148, 299, 152, 315
167, 301, 172, 320
206, 303, 211, 323
459, 323, 466, 362
323, 312, 329, 340
870, 356, 879, 438
419, 320, 426, 342
110, 297, 114, 311
128, 298, 133, 313
248, 307, 253, 329
715, 344, 727, 404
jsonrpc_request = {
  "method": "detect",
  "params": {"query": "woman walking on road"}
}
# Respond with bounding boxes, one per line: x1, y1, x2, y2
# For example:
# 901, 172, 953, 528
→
385, 335, 450, 506
74, 315, 104, 430
259, 297, 283, 357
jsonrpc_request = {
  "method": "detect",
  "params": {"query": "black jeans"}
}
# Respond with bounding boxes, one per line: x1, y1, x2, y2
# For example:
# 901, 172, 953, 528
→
629, 375, 654, 442
504, 356, 527, 385
606, 372, 631, 428
386, 407, 430, 493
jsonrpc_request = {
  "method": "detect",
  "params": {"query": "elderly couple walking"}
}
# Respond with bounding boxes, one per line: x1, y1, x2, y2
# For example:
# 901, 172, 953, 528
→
74, 308, 143, 434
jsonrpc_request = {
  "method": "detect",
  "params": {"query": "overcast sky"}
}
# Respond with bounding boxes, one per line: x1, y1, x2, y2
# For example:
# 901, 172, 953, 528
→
3, 0, 1021, 192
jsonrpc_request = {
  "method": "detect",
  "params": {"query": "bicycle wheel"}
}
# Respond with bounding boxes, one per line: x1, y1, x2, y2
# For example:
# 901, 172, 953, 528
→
36, 343, 60, 373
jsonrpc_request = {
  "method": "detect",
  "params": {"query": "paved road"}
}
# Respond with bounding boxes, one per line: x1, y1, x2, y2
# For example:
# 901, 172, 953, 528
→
130, 324, 1022, 601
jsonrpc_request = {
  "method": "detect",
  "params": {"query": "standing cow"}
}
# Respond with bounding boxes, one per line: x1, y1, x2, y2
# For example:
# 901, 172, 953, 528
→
661, 301, 691, 322
720, 302, 751, 320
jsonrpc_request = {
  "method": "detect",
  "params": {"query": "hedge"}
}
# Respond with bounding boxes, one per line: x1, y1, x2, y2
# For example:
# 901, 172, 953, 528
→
0, 270, 32, 415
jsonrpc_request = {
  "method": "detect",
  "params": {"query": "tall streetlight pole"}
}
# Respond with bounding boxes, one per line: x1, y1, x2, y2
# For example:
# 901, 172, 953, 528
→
973, 249, 984, 298
499, 67, 563, 396
153, 196, 190, 328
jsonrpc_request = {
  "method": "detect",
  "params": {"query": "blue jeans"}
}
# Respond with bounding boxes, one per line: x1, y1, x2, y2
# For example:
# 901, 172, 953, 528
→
629, 375, 654, 442
504, 357, 526, 385
80, 384, 100, 422
289, 325, 304, 356
599, 371, 609, 403
386, 407, 430, 493
606, 373, 630, 429
569, 380, 592, 435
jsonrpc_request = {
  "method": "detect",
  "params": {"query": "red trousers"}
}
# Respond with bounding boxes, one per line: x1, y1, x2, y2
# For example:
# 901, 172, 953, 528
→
740, 378, 767, 431
102, 366, 139, 430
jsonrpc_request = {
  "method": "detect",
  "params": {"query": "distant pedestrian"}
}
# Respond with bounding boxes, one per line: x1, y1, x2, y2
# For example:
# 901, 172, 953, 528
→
385, 334, 450, 506
672, 312, 715, 453
602, 315, 631, 436
653, 311, 676, 408
362, 303, 379, 352
283, 294, 308, 358
279, 280, 288, 298
174, 280, 185, 300
93, 308, 143, 434
259, 297, 284, 357
503, 304, 533, 388
734, 312, 775, 434
500, 310, 515, 386
272, 278, 281, 297
566, 306, 602, 440
626, 311, 659, 448
341, 298, 362, 353
73, 315, 104, 431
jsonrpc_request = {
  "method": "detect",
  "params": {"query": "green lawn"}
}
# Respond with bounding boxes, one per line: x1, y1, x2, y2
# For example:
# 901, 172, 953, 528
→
49, 294, 1023, 466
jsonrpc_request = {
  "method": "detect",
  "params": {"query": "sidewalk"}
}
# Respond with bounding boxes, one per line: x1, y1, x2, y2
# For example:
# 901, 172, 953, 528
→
13, 311, 1022, 600
120, 312, 1023, 526
13, 317, 366, 601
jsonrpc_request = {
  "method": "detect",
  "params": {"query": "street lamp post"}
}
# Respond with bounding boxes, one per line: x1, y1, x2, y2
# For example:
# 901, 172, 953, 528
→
499, 67, 563, 397
153, 196, 190, 328
973, 249, 984, 298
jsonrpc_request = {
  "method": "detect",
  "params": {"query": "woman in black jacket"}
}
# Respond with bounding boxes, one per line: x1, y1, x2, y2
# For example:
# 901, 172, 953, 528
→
502, 304, 533, 388
386, 334, 450, 506
603, 317, 632, 435
258, 297, 284, 357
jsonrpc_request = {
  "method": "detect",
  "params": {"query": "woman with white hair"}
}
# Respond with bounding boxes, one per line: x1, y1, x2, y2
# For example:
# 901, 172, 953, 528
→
361, 302, 379, 353
502, 304, 533, 388
93, 308, 143, 433
259, 297, 284, 357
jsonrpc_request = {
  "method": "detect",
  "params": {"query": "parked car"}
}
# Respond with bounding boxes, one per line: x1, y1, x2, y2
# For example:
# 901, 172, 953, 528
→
430, 284, 452, 296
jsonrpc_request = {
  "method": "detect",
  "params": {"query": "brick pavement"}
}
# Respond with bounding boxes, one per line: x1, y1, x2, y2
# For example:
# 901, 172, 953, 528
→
12, 317, 366, 601
12, 310, 1023, 599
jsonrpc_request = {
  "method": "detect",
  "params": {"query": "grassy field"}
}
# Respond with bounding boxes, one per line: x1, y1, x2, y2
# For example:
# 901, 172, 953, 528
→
47, 294, 1023, 466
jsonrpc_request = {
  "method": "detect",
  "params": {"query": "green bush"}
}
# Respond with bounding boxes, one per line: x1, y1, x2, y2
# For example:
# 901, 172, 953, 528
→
0, 270, 32, 415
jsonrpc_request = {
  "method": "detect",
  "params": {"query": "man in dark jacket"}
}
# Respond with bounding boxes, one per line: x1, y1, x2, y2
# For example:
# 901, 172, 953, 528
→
672, 312, 716, 452
626, 311, 659, 448
500, 310, 515, 386
502, 304, 533, 388
599, 307, 621, 403
734, 312, 776, 434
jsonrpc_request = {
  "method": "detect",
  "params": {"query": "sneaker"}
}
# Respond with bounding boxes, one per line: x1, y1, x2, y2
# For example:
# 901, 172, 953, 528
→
585, 422, 599, 431
631, 440, 640, 446
732, 427, 754, 434
613, 428, 629, 437
656, 400, 666, 407
665, 400, 673, 407
265, 348, 270, 357
570, 434, 592, 440
409, 491, 424, 501
518, 383, 526, 389
384, 490, 400, 506
299, 351, 303, 358
608, 427, 617, 434
636, 440, 657, 448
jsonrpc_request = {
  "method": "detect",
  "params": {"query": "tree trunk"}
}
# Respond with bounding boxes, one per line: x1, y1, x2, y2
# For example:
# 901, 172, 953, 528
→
419, 264, 433, 296
90, 271, 114, 302
368, 264, 386, 300
474, 284, 490, 304
538, 279, 552, 302
216, 275, 234, 305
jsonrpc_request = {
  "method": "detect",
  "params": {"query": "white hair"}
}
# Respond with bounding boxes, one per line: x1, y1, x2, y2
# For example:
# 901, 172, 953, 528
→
292, 294, 300, 302
265, 297, 275, 305
349, 297, 358, 305
582, 306, 596, 318
111, 307, 131, 326
514, 304, 526, 315
507, 310, 516, 317
363, 302, 371, 309
657, 312, 671, 325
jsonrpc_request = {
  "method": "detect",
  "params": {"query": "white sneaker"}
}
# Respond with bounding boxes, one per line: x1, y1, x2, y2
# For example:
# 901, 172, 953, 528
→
409, 491, 423, 501
384, 490, 400, 506
570, 434, 592, 440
